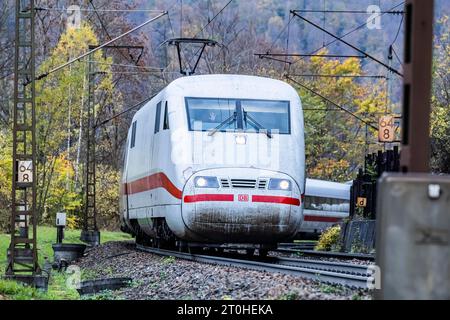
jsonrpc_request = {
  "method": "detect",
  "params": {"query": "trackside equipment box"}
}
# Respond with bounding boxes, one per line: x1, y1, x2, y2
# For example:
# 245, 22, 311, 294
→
375, 173, 450, 299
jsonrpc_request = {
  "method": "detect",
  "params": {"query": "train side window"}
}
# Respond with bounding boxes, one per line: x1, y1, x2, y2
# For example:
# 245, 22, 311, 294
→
130, 121, 137, 149
154, 102, 162, 134
163, 101, 170, 130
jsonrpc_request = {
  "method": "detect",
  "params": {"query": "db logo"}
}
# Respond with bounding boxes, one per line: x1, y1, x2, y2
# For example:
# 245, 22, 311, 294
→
238, 194, 249, 202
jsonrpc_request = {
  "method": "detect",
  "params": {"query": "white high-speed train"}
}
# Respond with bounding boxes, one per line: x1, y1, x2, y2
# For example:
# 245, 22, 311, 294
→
120, 74, 306, 254
297, 178, 351, 239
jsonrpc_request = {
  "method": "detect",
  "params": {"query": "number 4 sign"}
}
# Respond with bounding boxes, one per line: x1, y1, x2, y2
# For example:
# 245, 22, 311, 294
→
17, 160, 33, 183
378, 115, 395, 143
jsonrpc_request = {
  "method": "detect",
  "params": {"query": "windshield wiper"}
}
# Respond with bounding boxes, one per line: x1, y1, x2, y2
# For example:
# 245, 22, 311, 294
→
208, 112, 237, 136
244, 111, 273, 139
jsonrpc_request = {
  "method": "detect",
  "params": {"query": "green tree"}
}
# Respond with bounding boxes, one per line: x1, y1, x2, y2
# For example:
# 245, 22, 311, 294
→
294, 49, 387, 181
0, 130, 12, 231
430, 16, 450, 173
35, 23, 115, 225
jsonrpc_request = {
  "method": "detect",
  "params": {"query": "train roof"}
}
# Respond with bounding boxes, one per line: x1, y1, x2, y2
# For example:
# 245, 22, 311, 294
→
305, 178, 351, 199
162, 74, 301, 101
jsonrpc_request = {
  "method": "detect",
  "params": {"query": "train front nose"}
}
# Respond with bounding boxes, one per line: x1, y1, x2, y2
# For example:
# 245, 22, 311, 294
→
181, 168, 303, 243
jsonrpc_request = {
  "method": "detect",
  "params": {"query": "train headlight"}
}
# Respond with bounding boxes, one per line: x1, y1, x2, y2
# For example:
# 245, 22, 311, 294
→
268, 178, 292, 191
235, 134, 247, 145
194, 176, 219, 188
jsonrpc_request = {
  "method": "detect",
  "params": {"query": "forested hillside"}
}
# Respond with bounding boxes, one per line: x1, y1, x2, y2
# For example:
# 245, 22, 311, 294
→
0, 0, 448, 231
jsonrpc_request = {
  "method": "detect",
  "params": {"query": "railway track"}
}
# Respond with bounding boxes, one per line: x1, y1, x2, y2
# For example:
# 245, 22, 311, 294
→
278, 242, 317, 250
268, 256, 369, 276
276, 242, 374, 261
136, 244, 371, 289
276, 248, 375, 261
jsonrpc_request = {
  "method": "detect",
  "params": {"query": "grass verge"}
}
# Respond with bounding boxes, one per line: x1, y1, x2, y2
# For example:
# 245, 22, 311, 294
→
0, 226, 131, 300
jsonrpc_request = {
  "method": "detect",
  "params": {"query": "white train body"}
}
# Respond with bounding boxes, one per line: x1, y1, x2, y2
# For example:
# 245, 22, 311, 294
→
120, 75, 306, 246
298, 178, 351, 238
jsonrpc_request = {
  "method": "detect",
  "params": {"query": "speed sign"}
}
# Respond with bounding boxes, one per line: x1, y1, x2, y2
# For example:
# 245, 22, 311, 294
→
17, 160, 33, 183
378, 115, 395, 143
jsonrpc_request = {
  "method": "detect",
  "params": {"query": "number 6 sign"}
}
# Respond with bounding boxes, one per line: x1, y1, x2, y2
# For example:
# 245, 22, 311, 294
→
378, 115, 395, 143
17, 160, 33, 183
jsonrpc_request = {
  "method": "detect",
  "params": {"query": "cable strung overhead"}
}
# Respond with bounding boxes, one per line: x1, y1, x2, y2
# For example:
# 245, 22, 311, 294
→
32, 11, 167, 82
290, 10, 403, 77
285, 75, 379, 131
258, 2, 405, 69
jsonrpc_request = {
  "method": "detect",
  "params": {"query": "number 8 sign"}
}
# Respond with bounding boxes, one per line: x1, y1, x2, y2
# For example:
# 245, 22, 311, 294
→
17, 160, 33, 183
378, 115, 395, 143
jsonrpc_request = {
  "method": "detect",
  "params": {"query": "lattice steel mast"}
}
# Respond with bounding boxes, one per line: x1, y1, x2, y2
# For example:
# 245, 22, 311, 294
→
6, 0, 44, 286
80, 56, 100, 246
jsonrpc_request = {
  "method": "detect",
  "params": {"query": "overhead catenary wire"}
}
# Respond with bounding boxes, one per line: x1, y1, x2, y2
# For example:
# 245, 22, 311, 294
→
391, 46, 403, 67
294, 2, 404, 66
267, 14, 294, 53
383, 12, 404, 114
291, 9, 404, 15
287, 74, 386, 79
193, 0, 234, 39
36, 7, 165, 13
88, 0, 145, 65
167, 11, 177, 38
290, 10, 403, 77
256, 53, 367, 58
389, 14, 404, 68
285, 75, 378, 131
285, 14, 292, 70
32, 12, 167, 83
111, 71, 180, 75
262, 2, 405, 69
258, 55, 293, 65
87, 61, 165, 71
391, 14, 404, 46
185, 0, 235, 69
94, 95, 156, 128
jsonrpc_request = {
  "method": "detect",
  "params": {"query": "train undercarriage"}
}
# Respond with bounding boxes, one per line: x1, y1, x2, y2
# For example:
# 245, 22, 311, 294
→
125, 218, 276, 257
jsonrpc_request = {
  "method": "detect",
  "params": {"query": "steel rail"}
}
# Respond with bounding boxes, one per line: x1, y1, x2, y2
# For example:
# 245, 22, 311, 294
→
270, 256, 370, 276
278, 242, 317, 250
136, 244, 370, 289
277, 248, 375, 261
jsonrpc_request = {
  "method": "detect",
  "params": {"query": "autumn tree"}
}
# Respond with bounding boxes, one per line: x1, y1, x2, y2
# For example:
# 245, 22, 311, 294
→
430, 16, 450, 173
0, 0, 13, 125
0, 130, 12, 231
35, 22, 115, 225
291, 49, 387, 181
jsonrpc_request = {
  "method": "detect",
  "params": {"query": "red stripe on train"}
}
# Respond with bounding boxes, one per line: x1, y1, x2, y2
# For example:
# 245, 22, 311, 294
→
184, 194, 234, 203
125, 172, 182, 199
125, 172, 303, 207
303, 215, 341, 223
252, 195, 301, 206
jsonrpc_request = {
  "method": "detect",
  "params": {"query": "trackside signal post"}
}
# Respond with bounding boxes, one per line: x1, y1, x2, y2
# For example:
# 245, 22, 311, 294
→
5, 0, 47, 289
80, 44, 144, 246
4, 6, 167, 285
376, 0, 450, 299
80, 54, 100, 246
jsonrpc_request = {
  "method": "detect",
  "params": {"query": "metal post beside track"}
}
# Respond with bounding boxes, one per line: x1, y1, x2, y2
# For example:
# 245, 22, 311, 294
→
80, 54, 100, 246
79, 44, 144, 246
376, 0, 450, 299
4, 0, 47, 289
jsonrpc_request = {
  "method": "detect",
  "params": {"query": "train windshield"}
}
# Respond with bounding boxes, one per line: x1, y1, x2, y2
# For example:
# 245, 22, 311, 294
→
186, 97, 290, 134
